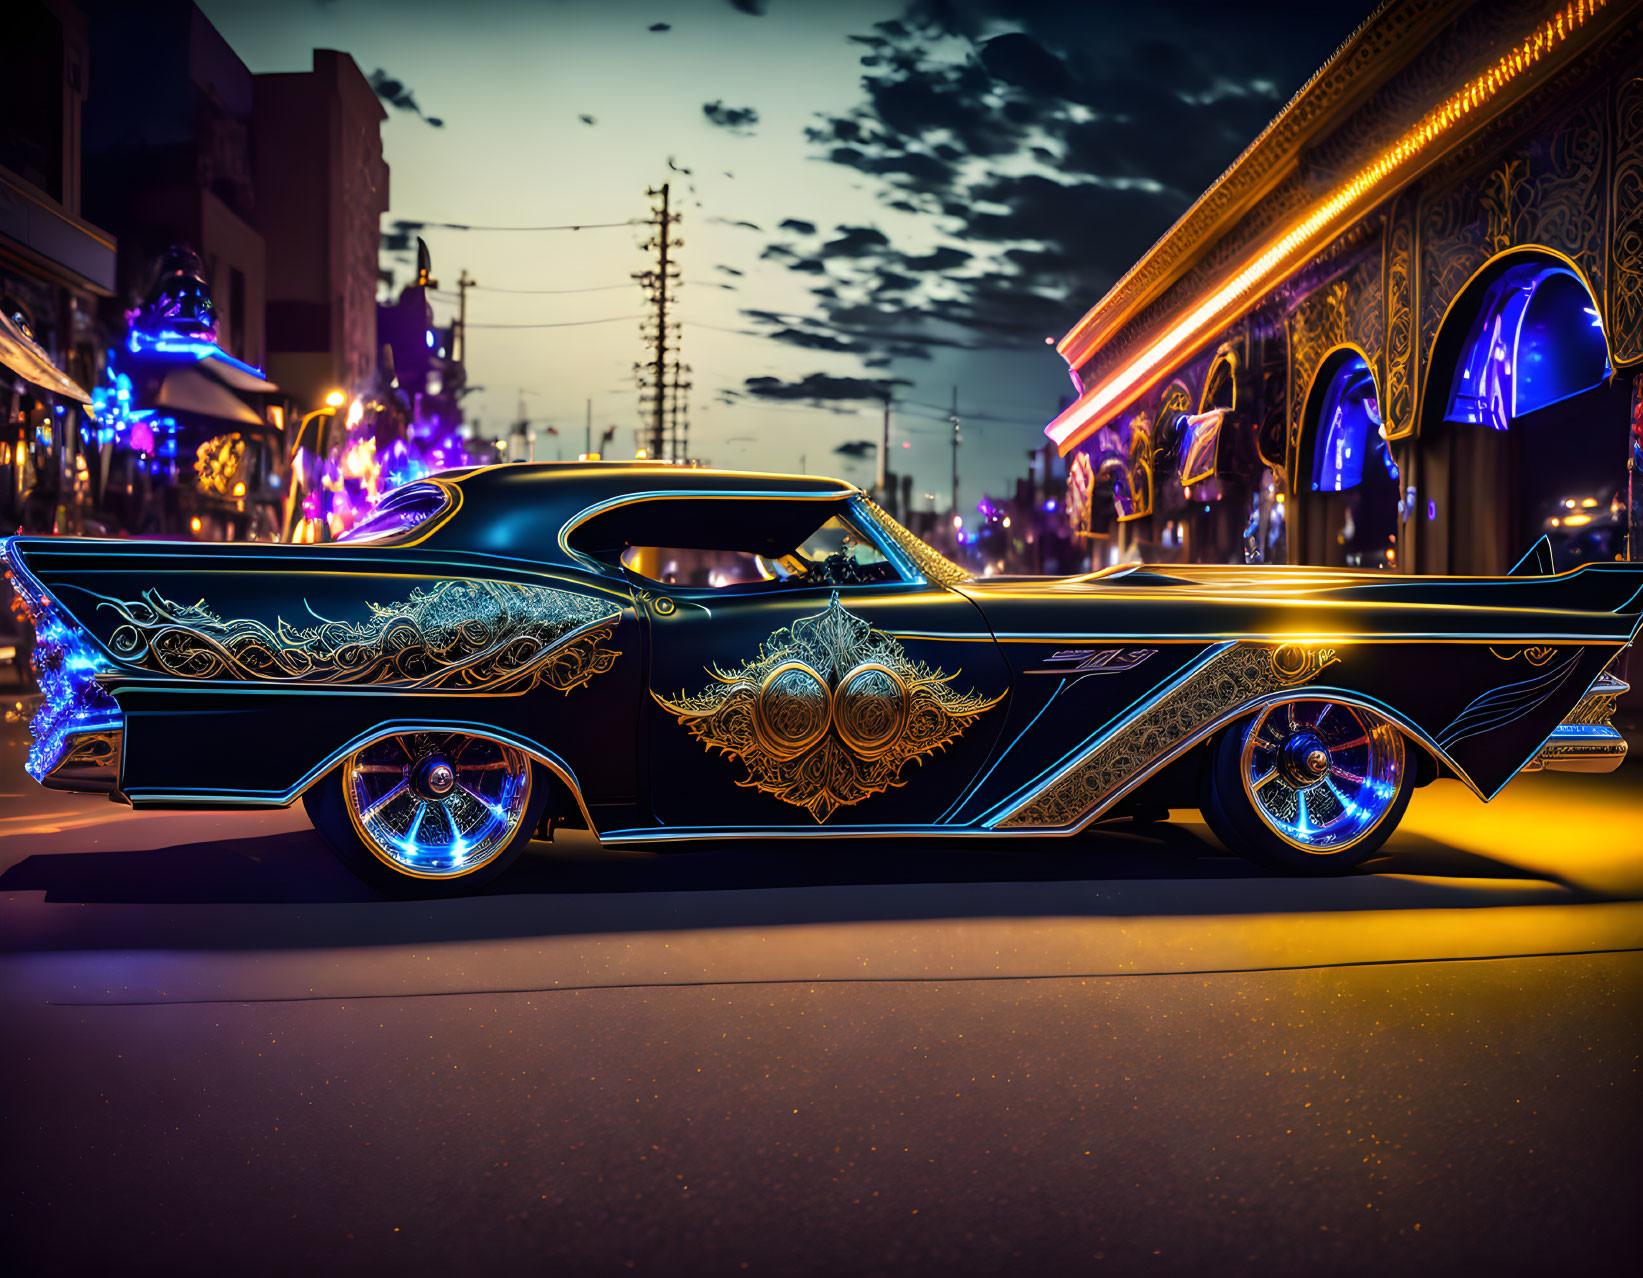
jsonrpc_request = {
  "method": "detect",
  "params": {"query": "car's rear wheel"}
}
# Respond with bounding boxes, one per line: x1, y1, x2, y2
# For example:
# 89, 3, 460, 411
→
1201, 698, 1413, 874
304, 730, 548, 894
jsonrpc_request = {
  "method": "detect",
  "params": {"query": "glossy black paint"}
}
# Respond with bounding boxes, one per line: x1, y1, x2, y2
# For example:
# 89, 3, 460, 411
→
6, 463, 1641, 839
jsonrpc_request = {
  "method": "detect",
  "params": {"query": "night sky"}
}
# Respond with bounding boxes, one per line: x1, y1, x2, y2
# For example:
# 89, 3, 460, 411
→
200, 0, 1376, 506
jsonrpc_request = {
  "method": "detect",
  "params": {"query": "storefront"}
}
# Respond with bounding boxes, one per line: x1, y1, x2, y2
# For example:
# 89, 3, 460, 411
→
1050, 0, 1641, 577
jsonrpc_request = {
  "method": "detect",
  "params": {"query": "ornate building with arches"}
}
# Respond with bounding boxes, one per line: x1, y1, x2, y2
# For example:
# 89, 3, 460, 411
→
1050, 0, 1641, 578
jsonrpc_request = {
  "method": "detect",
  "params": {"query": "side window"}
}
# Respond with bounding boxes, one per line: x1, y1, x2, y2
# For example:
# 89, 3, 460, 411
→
620, 546, 777, 588
614, 514, 901, 591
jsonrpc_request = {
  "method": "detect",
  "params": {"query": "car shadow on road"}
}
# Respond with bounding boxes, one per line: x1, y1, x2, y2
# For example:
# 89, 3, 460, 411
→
0, 817, 1609, 953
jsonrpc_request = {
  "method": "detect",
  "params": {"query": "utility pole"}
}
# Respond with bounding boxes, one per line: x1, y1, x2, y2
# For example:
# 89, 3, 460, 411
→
877, 394, 890, 502
949, 385, 961, 527
585, 398, 592, 459
635, 183, 683, 461
668, 360, 692, 461
454, 269, 473, 365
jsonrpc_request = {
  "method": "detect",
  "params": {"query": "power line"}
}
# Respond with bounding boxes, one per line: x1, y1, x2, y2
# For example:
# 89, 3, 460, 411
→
465, 315, 643, 329
415, 218, 645, 232
434, 282, 636, 297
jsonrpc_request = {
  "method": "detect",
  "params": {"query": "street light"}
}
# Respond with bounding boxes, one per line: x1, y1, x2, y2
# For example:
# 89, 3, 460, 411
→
284, 388, 349, 540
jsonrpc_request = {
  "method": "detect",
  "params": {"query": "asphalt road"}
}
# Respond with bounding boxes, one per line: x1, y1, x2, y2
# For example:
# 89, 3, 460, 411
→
1, 718, 1640, 1277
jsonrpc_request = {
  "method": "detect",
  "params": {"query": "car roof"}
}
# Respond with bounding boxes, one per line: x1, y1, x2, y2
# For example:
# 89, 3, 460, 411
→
448, 460, 856, 499
423, 462, 861, 565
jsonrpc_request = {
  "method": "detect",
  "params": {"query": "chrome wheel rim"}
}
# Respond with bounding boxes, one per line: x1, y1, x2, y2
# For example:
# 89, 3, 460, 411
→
345, 732, 532, 877
1238, 700, 1403, 853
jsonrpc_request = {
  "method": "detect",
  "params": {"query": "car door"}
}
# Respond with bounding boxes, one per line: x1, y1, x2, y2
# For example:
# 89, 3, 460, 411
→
630, 498, 1011, 832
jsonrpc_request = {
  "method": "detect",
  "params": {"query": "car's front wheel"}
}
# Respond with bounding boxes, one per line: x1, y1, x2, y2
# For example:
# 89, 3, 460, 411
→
1201, 698, 1414, 874
304, 730, 548, 894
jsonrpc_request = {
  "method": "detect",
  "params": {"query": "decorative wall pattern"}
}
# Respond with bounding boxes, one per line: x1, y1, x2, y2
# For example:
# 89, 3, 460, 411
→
1286, 247, 1385, 453
1611, 75, 1643, 366
1384, 190, 1418, 438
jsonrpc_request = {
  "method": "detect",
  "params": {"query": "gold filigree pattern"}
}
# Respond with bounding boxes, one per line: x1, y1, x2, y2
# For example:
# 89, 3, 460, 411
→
657, 595, 1002, 822
96, 579, 620, 693
1384, 191, 1417, 439
995, 643, 1339, 831
1489, 645, 1559, 665
1611, 75, 1643, 366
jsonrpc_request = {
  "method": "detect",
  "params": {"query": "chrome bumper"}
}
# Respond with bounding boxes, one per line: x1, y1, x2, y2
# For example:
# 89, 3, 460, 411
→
1521, 672, 1628, 774
38, 723, 123, 793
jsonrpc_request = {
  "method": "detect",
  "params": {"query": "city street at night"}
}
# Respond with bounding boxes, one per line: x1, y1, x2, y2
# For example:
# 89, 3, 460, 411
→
4, 1, 1642, 1274
3, 720, 1640, 1276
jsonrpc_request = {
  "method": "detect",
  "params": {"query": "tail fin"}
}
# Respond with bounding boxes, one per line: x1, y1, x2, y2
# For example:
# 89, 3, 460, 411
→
1508, 535, 1556, 577
2, 539, 122, 791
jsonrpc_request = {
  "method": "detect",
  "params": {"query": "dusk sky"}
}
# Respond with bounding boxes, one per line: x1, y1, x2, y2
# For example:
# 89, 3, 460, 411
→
200, 0, 1374, 507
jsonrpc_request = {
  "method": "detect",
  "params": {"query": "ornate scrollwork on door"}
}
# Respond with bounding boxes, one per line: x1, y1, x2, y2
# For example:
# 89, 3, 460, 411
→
93, 579, 621, 693
994, 643, 1339, 831
656, 595, 1003, 822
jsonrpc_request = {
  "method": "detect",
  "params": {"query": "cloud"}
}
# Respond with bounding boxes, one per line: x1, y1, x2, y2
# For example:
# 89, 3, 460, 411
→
758, 0, 1369, 368
727, 0, 767, 14
649, 22, 670, 32
703, 101, 761, 134
367, 68, 443, 127
708, 217, 763, 231
820, 225, 890, 258
766, 328, 871, 354
721, 0, 1365, 398
898, 246, 970, 273
744, 373, 910, 402
578, 113, 596, 125
834, 440, 876, 458
715, 264, 745, 277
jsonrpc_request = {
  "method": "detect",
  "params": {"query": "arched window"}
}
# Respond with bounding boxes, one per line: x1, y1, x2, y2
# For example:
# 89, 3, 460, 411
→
1310, 354, 1393, 492
1445, 263, 1612, 431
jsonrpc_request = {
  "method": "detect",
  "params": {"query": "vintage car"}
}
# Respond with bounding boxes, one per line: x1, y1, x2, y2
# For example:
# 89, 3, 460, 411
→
5, 462, 1638, 892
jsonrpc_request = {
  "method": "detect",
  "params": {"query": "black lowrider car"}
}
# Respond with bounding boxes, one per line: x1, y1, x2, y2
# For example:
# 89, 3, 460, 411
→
5, 462, 1638, 891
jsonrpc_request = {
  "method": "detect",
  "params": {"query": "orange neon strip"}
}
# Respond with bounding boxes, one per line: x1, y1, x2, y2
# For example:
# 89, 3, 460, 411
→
1046, 0, 1607, 455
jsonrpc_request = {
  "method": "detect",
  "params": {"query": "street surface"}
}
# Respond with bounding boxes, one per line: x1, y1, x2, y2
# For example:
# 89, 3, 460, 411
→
1, 713, 1640, 1276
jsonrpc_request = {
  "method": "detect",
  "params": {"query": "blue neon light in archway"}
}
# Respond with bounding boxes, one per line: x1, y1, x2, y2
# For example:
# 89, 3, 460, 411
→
1310, 355, 1391, 493
1446, 263, 1611, 431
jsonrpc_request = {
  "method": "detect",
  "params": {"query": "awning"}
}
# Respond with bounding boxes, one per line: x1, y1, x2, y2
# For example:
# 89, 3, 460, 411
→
202, 352, 279, 395
149, 366, 266, 427
0, 309, 92, 403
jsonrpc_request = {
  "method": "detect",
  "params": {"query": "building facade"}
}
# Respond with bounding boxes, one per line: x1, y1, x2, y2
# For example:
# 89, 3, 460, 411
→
252, 50, 389, 411
81, 0, 266, 368
0, 0, 116, 533
1050, 0, 1641, 580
